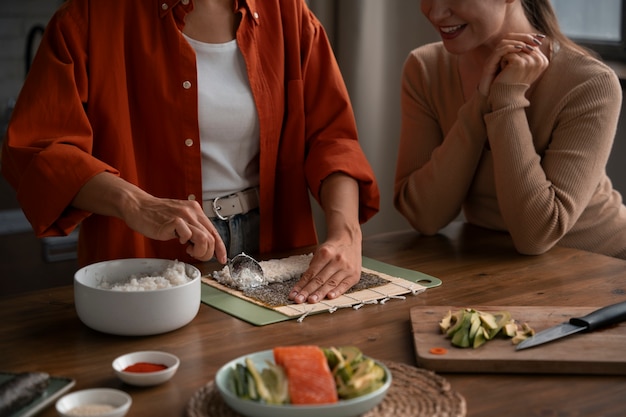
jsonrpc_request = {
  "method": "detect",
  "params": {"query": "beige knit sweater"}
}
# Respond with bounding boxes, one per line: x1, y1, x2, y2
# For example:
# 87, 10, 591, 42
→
395, 41, 626, 259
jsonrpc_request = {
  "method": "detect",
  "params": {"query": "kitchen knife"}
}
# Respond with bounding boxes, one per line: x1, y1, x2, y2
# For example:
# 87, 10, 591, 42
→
515, 300, 626, 350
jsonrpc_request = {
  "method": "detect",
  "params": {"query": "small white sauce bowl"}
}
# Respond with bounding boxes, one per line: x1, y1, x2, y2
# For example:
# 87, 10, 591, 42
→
56, 388, 131, 417
112, 351, 180, 387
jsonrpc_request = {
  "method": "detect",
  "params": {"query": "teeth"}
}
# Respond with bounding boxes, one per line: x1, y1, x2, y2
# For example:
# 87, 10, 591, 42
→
440, 25, 463, 34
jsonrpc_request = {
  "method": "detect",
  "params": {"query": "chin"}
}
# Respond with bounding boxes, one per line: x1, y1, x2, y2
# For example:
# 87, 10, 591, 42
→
440, 40, 467, 55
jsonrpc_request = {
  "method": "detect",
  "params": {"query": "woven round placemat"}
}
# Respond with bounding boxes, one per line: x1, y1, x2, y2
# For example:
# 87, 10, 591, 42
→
185, 361, 466, 417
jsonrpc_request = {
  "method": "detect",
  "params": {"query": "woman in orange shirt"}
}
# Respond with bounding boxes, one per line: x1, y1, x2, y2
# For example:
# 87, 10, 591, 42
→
2, 0, 380, 303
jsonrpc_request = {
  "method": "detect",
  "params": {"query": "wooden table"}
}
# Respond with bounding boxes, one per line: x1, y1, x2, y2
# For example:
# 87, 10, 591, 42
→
2, 222, 626, 417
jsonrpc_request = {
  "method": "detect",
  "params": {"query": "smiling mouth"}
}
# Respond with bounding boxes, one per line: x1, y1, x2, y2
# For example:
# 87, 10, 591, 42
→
440, 24, 466, 35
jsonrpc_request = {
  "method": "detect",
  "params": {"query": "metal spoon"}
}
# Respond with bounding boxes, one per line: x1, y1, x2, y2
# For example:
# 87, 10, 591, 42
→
227, 252, 265, 289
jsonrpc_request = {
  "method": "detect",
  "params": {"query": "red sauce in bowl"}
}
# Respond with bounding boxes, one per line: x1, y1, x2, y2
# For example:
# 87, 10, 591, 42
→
123, 362, 168, 373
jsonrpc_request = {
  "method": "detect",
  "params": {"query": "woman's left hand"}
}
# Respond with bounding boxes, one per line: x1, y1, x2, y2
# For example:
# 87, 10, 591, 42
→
288, 238, 362, 304
495, 33, 549, 86
479, 33, 549, 96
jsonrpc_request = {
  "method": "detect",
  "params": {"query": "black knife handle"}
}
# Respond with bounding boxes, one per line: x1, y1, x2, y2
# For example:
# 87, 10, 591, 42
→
569, 300, 626, 331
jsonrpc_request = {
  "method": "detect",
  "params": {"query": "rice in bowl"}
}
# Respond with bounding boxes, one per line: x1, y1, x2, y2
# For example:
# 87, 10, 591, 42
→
97, 260, 192, 291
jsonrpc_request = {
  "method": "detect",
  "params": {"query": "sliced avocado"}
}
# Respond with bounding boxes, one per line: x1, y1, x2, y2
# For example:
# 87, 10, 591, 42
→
511, 323, 536, 345
323, 346, 343, 370
260, 362, 289, 404
439, 310, 453, 333
502, 321, 518, 338
473, 327, 489, 348
478, 311, 498, 330
245, 358, 271, 402
450, 313, 472, 348
445, 309, 467, 337
488, 311, 512, 339
337, 361, 386, 399
338, 346, 363, 365
468, 311, 482, 342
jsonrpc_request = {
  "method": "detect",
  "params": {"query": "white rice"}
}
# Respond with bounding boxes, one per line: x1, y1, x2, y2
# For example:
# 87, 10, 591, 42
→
97, 260, 192, 291
212, 253, 312, 290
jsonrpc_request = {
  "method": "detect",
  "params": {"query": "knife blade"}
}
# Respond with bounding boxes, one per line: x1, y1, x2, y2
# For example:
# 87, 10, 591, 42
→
515, 300, 626, 350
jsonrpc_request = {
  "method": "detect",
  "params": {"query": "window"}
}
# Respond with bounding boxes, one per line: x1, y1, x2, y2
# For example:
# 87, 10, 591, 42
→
552, 0, 626, 61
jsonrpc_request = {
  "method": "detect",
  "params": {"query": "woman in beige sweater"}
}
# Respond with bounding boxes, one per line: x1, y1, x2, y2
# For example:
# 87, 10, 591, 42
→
395, 0, 626, 259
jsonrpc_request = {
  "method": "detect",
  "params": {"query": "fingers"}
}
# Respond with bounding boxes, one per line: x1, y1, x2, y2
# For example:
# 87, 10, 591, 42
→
289, 271, 346, 304
290, 268, 355, 304
171, 217, 214, 261
493, 34, 549, 84
184, 225, 227, 263
289, 247, 361, 304
162, 202, 227, 263
212, 230, 228, 264
502, 33, 548, 61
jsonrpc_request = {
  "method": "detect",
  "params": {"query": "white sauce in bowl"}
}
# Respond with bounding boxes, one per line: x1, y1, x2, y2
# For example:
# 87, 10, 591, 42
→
66, 404, 115, 416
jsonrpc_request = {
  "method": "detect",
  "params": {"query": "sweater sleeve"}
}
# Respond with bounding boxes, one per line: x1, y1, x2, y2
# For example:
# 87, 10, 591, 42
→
485, 66, 622, 254
394, 46, 490, 234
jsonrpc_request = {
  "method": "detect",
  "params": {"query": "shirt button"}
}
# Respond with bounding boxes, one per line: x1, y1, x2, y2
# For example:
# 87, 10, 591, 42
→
161, 3, 168, 10
188, 194, 196, 201
183, 80, 192, 89
181, 0, 189, 4
184, 138, 193, 147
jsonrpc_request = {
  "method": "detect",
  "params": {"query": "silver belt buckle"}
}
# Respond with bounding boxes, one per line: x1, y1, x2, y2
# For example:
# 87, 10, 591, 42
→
212, 196, 230, 221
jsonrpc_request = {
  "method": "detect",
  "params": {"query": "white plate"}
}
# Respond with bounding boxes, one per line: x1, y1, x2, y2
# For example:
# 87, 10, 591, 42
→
214, 349, 392, 417
0, 373, 76, 417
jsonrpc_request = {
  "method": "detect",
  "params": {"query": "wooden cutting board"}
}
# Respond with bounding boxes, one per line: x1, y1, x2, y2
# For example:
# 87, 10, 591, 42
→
410, 305, 626, 375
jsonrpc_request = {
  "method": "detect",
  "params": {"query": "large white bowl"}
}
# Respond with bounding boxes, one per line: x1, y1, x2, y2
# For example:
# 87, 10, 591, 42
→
74, 258, 201, 336
112, 351, 180, 386
215, 349, 392, 417
56, 388, 131, 417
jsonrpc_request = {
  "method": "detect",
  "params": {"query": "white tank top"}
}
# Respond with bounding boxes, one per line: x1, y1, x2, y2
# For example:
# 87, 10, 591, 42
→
184, 35, 260, 200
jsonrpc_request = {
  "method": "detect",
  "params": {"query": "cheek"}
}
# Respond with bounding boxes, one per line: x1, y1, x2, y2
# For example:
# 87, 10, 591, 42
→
467, 14, 504, 44
479, 10, 508, 39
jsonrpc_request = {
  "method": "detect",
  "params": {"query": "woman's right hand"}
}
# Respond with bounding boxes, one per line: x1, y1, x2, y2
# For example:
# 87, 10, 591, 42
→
72, 172, 228, 263
478, 33, 549, 96
122, 193, 228, 263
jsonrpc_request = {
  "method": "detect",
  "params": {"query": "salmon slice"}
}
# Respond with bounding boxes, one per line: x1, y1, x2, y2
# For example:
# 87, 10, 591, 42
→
273, 345, 338, 405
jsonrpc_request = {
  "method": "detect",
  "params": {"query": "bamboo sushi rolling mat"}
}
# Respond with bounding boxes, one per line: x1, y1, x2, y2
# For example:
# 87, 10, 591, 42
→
202, 265, 428, 320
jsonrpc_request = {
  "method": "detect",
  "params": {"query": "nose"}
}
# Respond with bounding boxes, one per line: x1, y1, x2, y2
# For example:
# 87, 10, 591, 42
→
421, 0, 452, 23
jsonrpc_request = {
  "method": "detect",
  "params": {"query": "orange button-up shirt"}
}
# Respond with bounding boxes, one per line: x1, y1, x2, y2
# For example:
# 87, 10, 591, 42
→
2, 0, 379, 266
